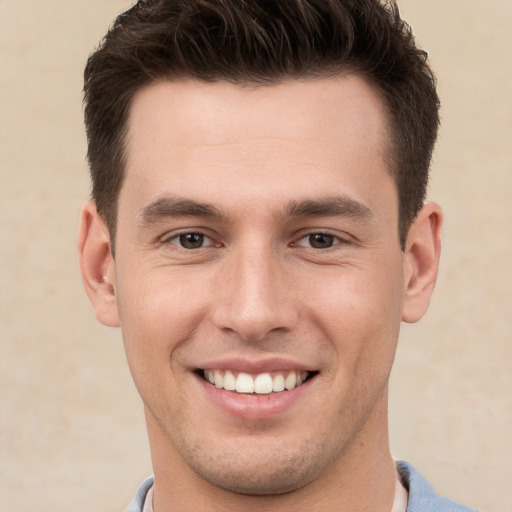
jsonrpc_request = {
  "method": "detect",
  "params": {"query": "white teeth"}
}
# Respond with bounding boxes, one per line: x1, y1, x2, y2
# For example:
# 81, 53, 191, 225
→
214, 370, 224, 388
223, 370, 236, 390
254, 373, 273, 394
236, 373, 254, 393
204, 370, 311, 394
284, 372, 297, 390
272, 373, 285, 392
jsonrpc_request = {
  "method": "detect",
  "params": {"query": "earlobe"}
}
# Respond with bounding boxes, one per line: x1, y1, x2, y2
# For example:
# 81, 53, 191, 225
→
401, 202, 443, 323
78, 202, 120, 327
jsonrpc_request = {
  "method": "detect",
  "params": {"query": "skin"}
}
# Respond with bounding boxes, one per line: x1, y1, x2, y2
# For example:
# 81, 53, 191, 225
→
79, 76, 442, 511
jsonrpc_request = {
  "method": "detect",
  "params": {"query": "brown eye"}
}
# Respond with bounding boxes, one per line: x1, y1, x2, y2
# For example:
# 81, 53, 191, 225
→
308, 233, 335, 248
177, 233, 206, 249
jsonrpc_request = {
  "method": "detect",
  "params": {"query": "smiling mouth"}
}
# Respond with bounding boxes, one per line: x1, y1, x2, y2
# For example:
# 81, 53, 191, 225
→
198, 369, 318, 395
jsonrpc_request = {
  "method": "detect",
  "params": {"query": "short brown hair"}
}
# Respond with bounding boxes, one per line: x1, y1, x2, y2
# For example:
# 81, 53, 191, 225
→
84, 0, 440, 248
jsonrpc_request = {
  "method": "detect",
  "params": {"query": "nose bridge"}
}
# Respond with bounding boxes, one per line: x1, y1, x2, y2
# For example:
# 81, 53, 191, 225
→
213, 237, 297, 341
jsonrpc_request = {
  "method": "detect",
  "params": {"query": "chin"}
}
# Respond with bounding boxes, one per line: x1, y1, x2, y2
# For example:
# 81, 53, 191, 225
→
196, 458, 321, 496
174, 431, 342, 496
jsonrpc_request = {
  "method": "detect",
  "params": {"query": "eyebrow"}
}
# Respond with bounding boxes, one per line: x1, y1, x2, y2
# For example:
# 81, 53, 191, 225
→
138, 195, 373, 227
138, 196, 227, 226
283, 197, 373, 220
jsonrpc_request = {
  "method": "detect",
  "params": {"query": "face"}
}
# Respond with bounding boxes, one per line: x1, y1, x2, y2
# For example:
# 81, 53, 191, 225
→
109, 77, 408, 494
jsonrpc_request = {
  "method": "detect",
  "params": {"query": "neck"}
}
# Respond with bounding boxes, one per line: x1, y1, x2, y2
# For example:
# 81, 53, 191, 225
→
148, 393, 397, 512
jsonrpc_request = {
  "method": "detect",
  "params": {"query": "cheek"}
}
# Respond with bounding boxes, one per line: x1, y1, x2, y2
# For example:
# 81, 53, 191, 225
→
298, 259, 404, 370
115, 268, 209, 381
118, 266, 206, 327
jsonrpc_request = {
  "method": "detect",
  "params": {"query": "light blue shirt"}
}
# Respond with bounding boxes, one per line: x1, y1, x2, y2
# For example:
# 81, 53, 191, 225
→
127, 461, 479, 511
397, 461, 478, 512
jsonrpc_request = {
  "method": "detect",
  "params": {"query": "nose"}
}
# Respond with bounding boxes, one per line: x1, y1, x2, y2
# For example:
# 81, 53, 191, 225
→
212, 242, 299, 342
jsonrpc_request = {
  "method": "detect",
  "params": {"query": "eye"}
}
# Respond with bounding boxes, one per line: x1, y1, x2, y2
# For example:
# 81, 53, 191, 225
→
168, 232, 215, 250
295, 233, 342, 249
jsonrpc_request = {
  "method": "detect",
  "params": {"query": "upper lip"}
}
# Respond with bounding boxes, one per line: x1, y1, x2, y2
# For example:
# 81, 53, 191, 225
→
197, 356, 317, 374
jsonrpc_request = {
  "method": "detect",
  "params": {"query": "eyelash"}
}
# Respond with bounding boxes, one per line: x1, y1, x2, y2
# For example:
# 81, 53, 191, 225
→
292, 231, 350, 250
160, 230, 350, 252
161, 231, 221, 250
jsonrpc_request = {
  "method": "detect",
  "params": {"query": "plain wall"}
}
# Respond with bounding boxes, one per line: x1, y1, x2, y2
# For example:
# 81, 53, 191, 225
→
0, 1, 510, 510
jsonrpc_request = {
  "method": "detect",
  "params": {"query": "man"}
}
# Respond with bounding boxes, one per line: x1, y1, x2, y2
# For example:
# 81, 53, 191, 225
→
78, 1, 477, 510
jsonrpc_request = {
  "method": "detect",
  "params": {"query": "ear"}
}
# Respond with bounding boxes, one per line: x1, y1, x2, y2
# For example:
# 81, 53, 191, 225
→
78, 202, 120, 327
401, 202, 443, 323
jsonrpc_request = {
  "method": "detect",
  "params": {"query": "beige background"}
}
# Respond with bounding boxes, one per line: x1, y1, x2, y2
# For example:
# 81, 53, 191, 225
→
0, 1, 510, 510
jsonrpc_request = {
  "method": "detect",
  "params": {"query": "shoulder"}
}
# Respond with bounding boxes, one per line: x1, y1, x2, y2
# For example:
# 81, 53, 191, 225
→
126, 476, 154, 512
398, 461, 479, 512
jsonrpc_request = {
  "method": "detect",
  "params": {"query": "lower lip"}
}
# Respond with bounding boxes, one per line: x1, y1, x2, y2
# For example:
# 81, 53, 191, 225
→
196, 373, 312, 420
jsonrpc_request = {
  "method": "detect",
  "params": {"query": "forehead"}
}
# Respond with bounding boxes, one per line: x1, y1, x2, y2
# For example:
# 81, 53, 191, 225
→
121, 76, 395, 219
126, 75, 389, 155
